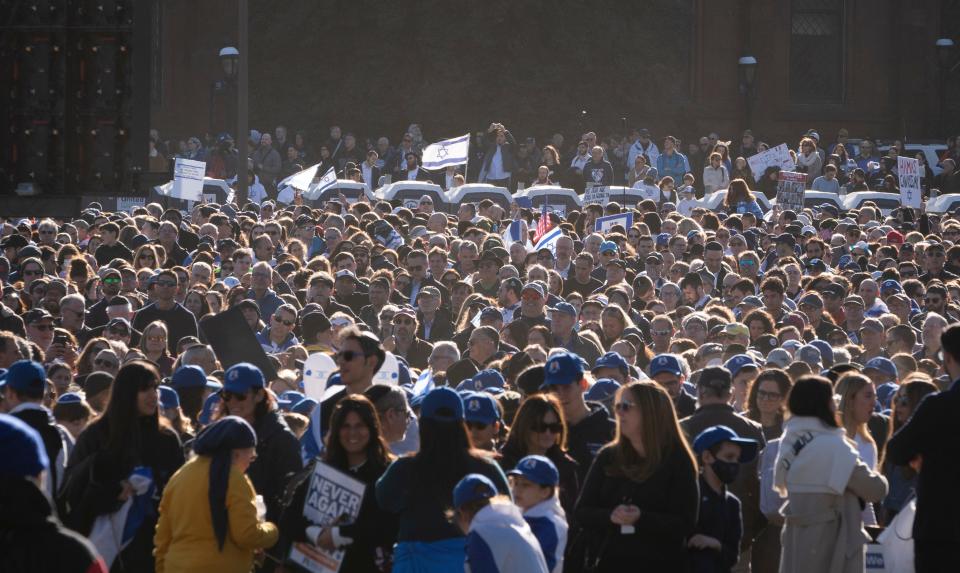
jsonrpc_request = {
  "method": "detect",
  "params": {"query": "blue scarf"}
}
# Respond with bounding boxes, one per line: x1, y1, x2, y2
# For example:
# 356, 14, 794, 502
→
193, 416, 257, 551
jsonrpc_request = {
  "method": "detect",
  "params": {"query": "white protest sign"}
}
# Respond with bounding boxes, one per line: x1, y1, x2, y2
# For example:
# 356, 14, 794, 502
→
582, 185, 609, 206
545, 204, 566, 218
171, 158, 205, 201
595, 212, 634, 234
775, 171, 807, 212
898, 156, 921, 208
748, 144, 794, 177
288, 462, 366, 573
302, 353, 337, 400
371, 351, 400, 386
116, 197, 145, 214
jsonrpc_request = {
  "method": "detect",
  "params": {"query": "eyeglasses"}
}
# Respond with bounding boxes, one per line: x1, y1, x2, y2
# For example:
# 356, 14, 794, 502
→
651, 329, 672, 336
614, 400, 635, 413
273, 316, 295, 326
420, 201, 433, 206
335, 350, 366, 362
30, 323, 54, 331
39, 229, 56, 235
157, 280, 177, 288
757, 390, 783, 401
521, 293, 542, 301
94, 358, 117, 369
222, 390, 248, 402
531, 421, 563, 434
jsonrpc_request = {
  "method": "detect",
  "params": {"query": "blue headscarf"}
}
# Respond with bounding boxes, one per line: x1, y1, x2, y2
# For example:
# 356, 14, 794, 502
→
192, 416, 257, 551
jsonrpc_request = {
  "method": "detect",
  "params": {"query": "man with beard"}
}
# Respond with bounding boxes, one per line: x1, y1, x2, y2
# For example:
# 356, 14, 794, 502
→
562, 253, 602, 298
388, 306, 432, 370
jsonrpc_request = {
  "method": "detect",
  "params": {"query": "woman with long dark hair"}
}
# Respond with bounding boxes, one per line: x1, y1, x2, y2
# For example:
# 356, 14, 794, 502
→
499, 394, 580, 515
281, 395, 397, 572
573, 381, 698, 571
376, 387, 509, 572
61, 360, 185, 572
723, 178, 763, 218
155, 416, 277, 571
745, 368, 792, 441
774, 376, 887, 573
215, 363, 302, 526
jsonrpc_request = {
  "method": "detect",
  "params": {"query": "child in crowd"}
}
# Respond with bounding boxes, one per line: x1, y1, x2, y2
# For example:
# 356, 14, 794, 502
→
507, 455, 568, 573
453, 473, 549, 573
688, 425, 759, 573
677, 175, 699, 216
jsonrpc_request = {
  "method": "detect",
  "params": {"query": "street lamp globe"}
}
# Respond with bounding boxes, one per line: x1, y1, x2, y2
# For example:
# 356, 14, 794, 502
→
219, 46, 240, 79
936, 38, 955, 70
739, 55, 758, 89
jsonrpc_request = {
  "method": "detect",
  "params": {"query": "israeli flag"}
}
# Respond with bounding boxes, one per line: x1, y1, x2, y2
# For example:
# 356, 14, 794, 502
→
595, 212, 634, 233
413, 369, 435, 398
421, 134, 470, 170
533, 226, 563, 255
501, 220, 534, 251
88, 467, 155, 568
301, 166, 338, 200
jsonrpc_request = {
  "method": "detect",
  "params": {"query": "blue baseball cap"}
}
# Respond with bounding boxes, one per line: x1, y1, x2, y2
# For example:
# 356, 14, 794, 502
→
170, 365, 210, 390
740, 295, 763, 308
291, 397, 318, 416
453, 473, 497, 508
649, 354, 684, 377
585, 378, 621, 402
159, 386, 180, 410
56, 392, 84, 405
198, 392, 222, 426
550, 302, 578, 317
421, 387, 464, 423
277, 391, 306, 412
880, 280, 903, 294
463, 392, 501, 425
599, 241, 619, 254
0, 413, 49, 478
656, 233, 670, 246
223, 363, 265, 394
693, 425, 759, 463
808, 339, 834, 367
724, 354, 758, 378
507, 455, 560, 486
864, 357, 899, 380
0, 360, 46, 393
592, 352, 629, 376
457, 369, 506, 394
541, 351, 586, 389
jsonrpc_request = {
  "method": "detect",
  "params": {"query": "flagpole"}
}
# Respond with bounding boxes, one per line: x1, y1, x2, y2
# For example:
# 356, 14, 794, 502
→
464, 132, 471, 185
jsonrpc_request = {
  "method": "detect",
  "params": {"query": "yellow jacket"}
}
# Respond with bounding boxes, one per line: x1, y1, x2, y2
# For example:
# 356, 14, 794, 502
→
155, 456, 279, 573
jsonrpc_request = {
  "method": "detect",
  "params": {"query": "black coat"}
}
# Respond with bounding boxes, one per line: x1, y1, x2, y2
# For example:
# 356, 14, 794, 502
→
1, 476, 107, 573
280, 458, 397, 573
574, 445, 699, 572
247, 410, 303, 524
567, 403, 616, 485
886, 380, 960, 570
59, 417, 184, 573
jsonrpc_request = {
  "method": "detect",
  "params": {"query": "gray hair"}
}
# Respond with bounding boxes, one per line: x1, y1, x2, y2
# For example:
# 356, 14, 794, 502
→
429, 341, 460, 363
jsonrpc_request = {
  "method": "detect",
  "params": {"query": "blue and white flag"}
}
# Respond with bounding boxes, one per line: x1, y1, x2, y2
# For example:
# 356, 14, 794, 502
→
413, 369, 435, 398
533, 226, 563, 255
421, 134, 470, 170
595, 212, 634, 233
501, 220, 534, 251
88, 466, 155, 568
301, 166, 338, 200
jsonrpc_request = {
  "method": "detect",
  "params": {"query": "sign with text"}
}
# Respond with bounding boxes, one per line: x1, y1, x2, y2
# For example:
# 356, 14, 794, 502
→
595, 212, 634, 233
116, 197, 146, 214
748, 143, 794, 177
288, 462, 366, 573
775, 171, 807, 212
898, 156, 921, 208
171, 158, 206, 201
582, 185, 609, 206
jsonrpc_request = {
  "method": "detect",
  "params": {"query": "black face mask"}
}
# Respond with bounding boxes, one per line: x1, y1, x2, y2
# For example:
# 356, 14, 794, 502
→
711, 460, 740, 485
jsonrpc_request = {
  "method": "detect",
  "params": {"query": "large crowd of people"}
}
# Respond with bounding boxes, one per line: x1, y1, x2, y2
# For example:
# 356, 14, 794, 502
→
2, 121, 960, 573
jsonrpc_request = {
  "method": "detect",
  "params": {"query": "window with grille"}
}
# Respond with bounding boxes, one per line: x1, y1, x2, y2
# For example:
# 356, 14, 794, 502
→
789, 0, 845, 102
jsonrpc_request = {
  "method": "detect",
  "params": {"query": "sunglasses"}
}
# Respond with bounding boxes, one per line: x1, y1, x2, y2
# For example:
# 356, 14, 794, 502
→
222, 390, 248, 402
336, 350, 366, 362
24, 269, 43, 276
393, 318, 414, 326
94, 358, 117, 369
273, 316, 295, 326
157, 280, 177, 287
532, 421, 563, 434
614, 400, 635, 413
651, 329, 672, 336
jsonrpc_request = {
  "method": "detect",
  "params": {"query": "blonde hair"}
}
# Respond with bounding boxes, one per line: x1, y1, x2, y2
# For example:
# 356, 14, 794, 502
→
835, 372, 875, 450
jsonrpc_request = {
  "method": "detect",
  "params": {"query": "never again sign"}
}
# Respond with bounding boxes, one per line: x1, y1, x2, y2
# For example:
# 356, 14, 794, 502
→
288, 462, 366, 573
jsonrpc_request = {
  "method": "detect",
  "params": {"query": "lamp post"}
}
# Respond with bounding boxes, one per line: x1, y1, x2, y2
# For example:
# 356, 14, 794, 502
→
236, 0, 248, 206
936, 38, 956, 137
738, 55, 758, 135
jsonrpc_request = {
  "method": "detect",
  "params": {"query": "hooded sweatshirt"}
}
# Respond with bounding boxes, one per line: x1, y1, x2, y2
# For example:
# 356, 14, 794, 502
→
522, 496, 568, 573
466, 502, 549, 573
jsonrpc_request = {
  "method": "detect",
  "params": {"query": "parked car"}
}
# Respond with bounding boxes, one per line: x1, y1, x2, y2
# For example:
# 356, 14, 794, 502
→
377, 181, 448, 212
926, 193, 960, 214
449, 183, 512, 213
841, 191, 903, 215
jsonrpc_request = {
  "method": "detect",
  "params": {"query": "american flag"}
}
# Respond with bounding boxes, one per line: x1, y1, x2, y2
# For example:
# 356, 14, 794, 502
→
534, 204, 552, 243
